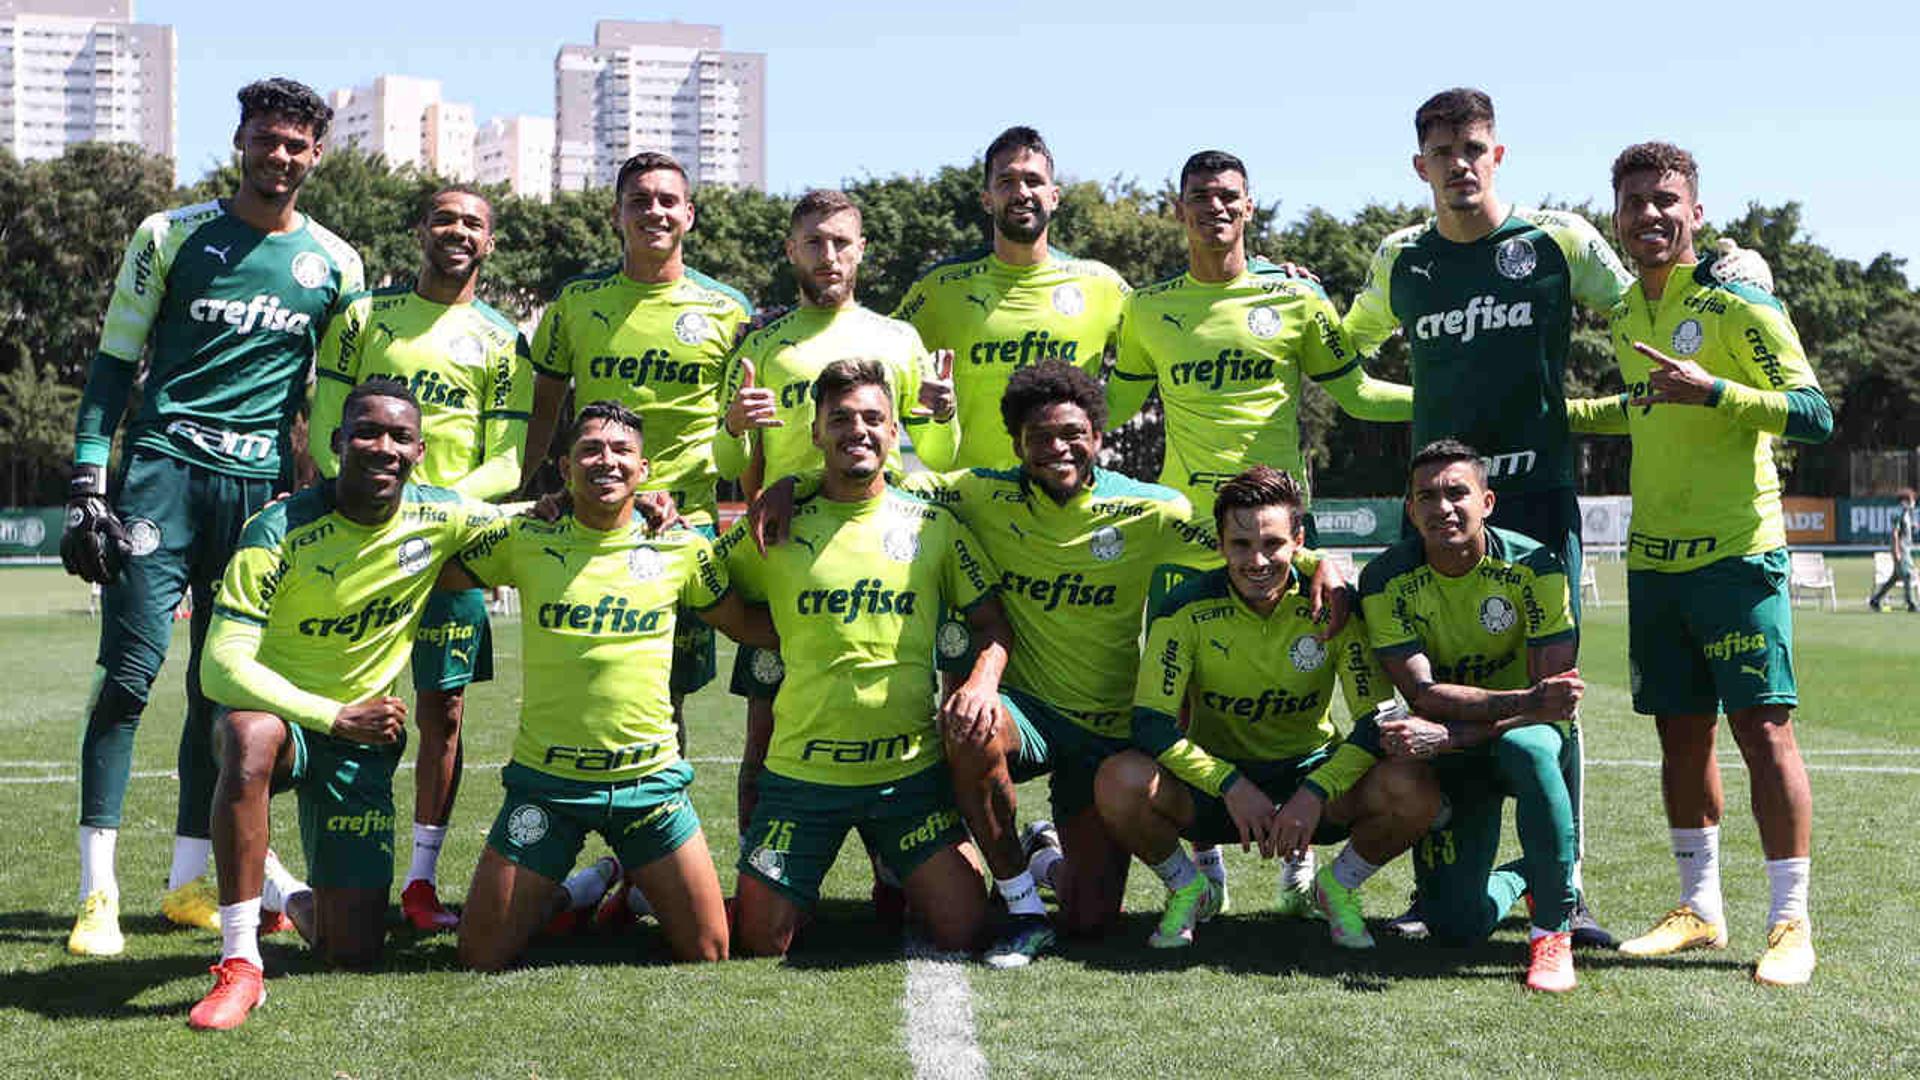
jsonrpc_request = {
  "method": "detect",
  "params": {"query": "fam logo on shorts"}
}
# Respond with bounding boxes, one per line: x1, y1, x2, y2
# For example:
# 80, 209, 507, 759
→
1246, 305, 1283, 340
674, 311, 711, 346
1479, 595, 1517, 634
505, 804, 549, 846
125, 518, 163, 558
1670, 318, 1705, 357
397, 536, 434, 575
750, 647, 786, 685
1495, 237, 1537, 280
449, 333, 486, 367
1051, 283, 1086, 316
882, 525, 920, 562
1289, 634, 1327, 672
628, 545, 667, 582
1089, 525, 1125, 562
291, 251, 330, 290
748, 844, 786, 882
936, 619, 971, 660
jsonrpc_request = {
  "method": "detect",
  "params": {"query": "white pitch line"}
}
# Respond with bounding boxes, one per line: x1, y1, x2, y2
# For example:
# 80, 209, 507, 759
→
902, 939, 988, 1080
0, 756, 747, 785
1589, 758, 1920, 776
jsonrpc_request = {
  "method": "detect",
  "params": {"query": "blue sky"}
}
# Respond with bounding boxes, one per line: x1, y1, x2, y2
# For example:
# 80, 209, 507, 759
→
153, 0, 1915, 277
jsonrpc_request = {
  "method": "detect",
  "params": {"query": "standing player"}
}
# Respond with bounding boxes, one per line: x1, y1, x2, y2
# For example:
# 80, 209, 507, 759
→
188, 380, 500, 1029
721, 360, 1006, 958
519, 152, 753, 760
1869, 488, 1916, 612
308, 186, 531, 932
1357, 440, 1587, 992
892, 126, 1129, 469
1600, 143, 1829, 986
63, 78, 363, 956
1097, 466, 1439, 950
446, 402, 775, 970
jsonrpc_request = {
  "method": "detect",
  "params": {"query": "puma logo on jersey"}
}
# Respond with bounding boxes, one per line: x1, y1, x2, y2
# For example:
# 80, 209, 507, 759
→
371, 322, 399, 346
187, 294, 314, 336
542, 546, 568, 566
1408, 262, 1434, 280
1413, 295, 1535, 344
1740, 664, 1768, 679
203, 243, 233, 265
1208, 639, 1231, 658
1161, 313, 1186, 330
590, 310, 612, 330
791, 534, 817, 555
312, 561, 340, 580
964, 293, 990, 311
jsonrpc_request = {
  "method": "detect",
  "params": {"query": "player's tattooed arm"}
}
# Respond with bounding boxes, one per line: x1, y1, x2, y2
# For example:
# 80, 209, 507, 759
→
1374, 648, 1577, 756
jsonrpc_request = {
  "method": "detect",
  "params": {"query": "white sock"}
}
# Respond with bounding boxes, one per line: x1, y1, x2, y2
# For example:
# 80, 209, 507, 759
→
1192, 845, 1227, 884
1280, 849, 1315, 892
1571, 860, 1585, 893
1149, 850, 1199, 892
79, 826, 118, 902
627, 885, 654, 918
261, 850, 309, 913
1330, 845, 1380, 890
219, 898, 263, 967
168, 835, 212, 891
1764, 857, 1810, 926
1027, 844, 1063, 891
562, 859, 617, 911
1671, 826, 1724, 927
407, 823, 448, 887
996, 871, 1046, 916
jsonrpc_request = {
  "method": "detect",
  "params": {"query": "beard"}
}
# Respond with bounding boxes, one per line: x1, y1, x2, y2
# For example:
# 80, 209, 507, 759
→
995, 201, 1051, 245
797, 273, 853, 307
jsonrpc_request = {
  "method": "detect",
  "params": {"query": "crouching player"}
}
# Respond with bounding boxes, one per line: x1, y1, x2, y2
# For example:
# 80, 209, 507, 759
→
1357, 440, 1586, 992
444, 402, 777, 970
191, 380, 501, 1029
1097, 466, 1439, 949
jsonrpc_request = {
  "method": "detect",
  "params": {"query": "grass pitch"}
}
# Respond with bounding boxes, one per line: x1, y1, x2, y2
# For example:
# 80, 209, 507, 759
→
0, 559, 1915, 1078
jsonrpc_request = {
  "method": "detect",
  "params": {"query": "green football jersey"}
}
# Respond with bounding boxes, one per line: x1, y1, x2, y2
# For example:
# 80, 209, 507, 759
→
715, 304, 958, 485
455, 514, 726, 782
531, 267, 753, 526
718, 486, 996, 786
1344, 209, 1632, 493
207, 483, 500, 731
1357, 525, 1575, 692
893, 246, 1129, 469
76, 200, 364, 478
309, 286, 532, 500
1109, 259, 1409, 521
1609, 261, 1829, 573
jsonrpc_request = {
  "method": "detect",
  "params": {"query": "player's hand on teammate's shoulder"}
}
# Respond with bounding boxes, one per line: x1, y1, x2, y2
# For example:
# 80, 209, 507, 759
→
724, 358, 782, 437
636, 490, 684, 532
332, 695, 407, 745
1306, 559, 1354, 640
1629, 342, 1717, 407
523, 490, 570, 522
747, 475, 800, 554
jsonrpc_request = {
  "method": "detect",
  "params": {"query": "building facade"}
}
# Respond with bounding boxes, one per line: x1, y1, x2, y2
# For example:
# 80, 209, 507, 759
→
0, 0, 174, 162
475, 114, 554, 202
328, 74, 475, 180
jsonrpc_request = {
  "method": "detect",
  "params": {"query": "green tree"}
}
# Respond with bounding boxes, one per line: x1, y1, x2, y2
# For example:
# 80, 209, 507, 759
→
0, 360, 80, 504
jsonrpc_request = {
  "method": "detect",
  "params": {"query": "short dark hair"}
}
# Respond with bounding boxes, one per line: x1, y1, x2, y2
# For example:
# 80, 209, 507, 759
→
1610, 141, 1699, 197
1212, 466, 1305, 537
1408, 438, 1487, 488
1899, 487, 1916, 502
342, 376, 419, 423
983, 126, 1054, 184
237, 78, 331, 141
614, 151, 691, 199
568, 400, 644, 448
1179, 150, 1248, 192
790, 188, 862, 232
1000, 360, 1106, 440
418, 184, 493, 228
811, 358, 891, 413
1414, 88, 1494, 145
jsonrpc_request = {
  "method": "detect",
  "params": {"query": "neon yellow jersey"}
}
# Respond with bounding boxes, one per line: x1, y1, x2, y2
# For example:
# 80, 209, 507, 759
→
1609, 260, 1830, 573
718, 486, 996, 786
893, 247, 1128, 469
309, 286, 532, 500
208, 483, 500, 726
531, 267, 752, 526
1110, 259, 1409, 520
1357, 526, 1575, 692
715, 304, 958, 484
455, 514, 726, 782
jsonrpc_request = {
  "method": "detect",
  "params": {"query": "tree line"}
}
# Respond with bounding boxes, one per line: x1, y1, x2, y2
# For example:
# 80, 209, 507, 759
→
1, 142, 1914, 505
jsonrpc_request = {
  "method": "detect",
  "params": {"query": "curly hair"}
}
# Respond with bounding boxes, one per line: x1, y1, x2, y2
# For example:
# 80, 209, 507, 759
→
1000, 360, 1106, 441
237, 77, 332, 140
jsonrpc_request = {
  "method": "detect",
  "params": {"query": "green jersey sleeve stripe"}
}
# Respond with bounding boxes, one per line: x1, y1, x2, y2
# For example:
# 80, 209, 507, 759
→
212, 604, 266, 627
1373, 639, 1423, 658
1528, 627, 1578, 648
481, 409, 533, 421
315, 367, 355, 386
1783, 386, 1835, 443
1308, 355, 1363, 383
689, 584, 732, 612
1110, 368, 1156, 382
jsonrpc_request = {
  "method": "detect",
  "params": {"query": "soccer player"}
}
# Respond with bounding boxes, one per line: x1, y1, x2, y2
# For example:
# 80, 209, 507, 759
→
1097, 465, 1439, 950
308, 185, 531, 932
1357, 440, 1587, 993
1599, 142, 1830, 986
1869, 488, 1916, 612
188, 380, 501, 1029
63, 78, 363, 956
721, 359, 1006, 958
748, 361, 1344, 966
519, 151, 755, 761
892, 126, 1129, 469
445, 401, 776, 970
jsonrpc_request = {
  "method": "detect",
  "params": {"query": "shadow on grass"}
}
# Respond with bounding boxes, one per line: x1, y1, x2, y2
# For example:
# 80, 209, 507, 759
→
0, 911, 211, 1019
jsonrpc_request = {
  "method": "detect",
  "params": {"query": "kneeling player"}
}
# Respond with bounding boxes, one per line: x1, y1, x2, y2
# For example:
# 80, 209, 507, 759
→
444, 402, 776, 970
1357, 440, 1586, 992
1097, 466, 1438, 949
722, 360, 1009, 957
191, 381, 501, 1029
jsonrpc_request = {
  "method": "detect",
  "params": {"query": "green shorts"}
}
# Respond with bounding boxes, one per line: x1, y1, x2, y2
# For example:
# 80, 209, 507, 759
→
485, 760, 701, 882
272, 718, 405, 891
1180, 747, 1350, 847
411, 588, 494, 692
738, 765, 964, 908
1628, 549, 1797, 715
1002, 687, 1131, 822
669, 523, 719, 697
729, 645, 785, 700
